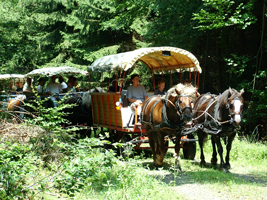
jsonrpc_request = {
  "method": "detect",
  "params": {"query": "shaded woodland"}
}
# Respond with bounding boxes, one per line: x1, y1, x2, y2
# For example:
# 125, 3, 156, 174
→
1, 0, 266, 138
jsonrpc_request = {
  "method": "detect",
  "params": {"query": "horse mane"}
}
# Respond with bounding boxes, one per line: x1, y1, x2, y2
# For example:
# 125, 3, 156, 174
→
218, 88, 241, 109
166, 83, 197, 99
89, 87, 105, 93
82, 91, 91, 109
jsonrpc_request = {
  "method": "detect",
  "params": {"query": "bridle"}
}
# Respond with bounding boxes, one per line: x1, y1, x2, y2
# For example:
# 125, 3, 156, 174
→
227, 97, 243, 117
175, 95, 193, 116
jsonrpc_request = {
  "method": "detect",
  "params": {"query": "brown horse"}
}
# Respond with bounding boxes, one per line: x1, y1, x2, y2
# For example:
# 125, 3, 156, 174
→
192, 88, 244, 172
7, 95, 26, 112
141, 83, 197, 170
7, 94, 26, 120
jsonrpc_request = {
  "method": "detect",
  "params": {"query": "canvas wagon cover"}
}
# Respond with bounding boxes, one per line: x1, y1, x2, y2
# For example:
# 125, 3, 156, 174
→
88, 47, 202, 73
25, 66, 88, 77
0, 74, 25, 80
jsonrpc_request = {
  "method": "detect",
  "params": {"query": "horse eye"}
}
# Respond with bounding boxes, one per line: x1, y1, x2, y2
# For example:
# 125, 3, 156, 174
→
179, 100, 182, 104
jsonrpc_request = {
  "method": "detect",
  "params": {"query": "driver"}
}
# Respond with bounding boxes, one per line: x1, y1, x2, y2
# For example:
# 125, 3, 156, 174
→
45, 75, 62, 107
127, 74, 148, 108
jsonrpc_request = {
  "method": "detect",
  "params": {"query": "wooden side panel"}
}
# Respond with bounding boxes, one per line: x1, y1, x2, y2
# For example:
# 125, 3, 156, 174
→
91, 93, 122, 128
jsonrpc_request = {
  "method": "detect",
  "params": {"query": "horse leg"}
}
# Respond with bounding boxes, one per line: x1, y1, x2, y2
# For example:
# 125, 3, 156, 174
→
213, 135, 226, 172
211, 135, 218, 166
225, 132, 236, 169
156, 133, 167, 167
148, 131, 157, 166
197, 130, 206, 166
174, 135, 182, 171
154, 136, 161, 167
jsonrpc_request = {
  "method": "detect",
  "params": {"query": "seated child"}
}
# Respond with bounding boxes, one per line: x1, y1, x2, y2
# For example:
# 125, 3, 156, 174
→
154, 80, 166, 96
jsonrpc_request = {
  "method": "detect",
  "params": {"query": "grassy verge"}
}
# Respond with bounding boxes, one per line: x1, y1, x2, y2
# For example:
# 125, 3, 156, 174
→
74, 138, 267, 200
1, 120, 266, 200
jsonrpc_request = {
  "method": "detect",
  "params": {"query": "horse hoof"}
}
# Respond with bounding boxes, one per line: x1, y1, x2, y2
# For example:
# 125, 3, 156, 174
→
200, 161, 206, 167
211, 158, 217, 165
219, 166, 229, 173
225, 164, 231, 169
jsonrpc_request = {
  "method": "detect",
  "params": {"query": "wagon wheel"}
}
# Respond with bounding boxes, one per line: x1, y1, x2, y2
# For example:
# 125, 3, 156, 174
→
119, 134, 134, 159
182, 134, 196, 160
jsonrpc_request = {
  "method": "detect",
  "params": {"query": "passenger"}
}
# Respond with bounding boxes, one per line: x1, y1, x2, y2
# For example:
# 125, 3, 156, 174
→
127, 74, 148, 108
58, 76, 68, 93
108, 79, 121, 92
23, 77, 33, 93
45, 75, 62, 107
19, 81, 23, 89
154, 80, 166, 96
67, 75, 74, 88
67, 76, 79, 92
15, 81, 23, 93
73, 77, 80, 92
37, 78, 46, 94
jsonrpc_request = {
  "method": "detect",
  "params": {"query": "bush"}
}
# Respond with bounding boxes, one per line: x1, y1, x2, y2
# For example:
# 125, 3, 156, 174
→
54, 137, 116, 197
0, 141, 37, 199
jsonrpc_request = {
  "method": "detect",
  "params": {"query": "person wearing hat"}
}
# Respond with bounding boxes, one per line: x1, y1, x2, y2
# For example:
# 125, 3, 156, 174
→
45, 75, 62, 107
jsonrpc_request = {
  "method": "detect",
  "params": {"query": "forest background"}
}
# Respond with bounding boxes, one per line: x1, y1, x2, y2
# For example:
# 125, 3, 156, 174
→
0, 0, 266, 138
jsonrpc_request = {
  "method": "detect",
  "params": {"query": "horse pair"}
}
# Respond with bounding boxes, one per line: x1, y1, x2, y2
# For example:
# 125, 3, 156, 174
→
141, 84, 244, 172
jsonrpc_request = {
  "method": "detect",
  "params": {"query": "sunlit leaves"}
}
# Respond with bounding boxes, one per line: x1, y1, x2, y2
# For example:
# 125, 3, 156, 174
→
225, 54, 251, 77
192, 0, 256, 30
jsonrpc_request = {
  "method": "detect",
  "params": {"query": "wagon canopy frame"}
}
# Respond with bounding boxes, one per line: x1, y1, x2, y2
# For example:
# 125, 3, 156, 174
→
25, 66, 88, 77
88, 47, 202, 74
0, 74, 25, 80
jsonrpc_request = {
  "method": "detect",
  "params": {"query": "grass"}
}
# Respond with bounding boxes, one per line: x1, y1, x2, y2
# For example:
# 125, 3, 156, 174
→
70, 137, 267, 200
2, 121, 266, 199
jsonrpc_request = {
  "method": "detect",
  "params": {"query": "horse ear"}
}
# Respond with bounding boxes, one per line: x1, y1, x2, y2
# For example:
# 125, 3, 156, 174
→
240, 89, 244, 95
175, 88, 181, 96
228, 87, 233, 97
229, 87, 233, 94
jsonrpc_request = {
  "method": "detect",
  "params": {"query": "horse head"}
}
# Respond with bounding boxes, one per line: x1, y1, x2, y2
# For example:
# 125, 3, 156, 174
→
168, 84, 197, 122
227, 87, 244, 126
218, 87, 244, 126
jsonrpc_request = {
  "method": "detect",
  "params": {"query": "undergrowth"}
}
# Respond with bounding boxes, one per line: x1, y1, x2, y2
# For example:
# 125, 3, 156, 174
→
1, 92, 267, 199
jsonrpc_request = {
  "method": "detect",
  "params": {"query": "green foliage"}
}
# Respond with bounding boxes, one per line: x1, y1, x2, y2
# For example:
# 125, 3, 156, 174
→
192, 0, 257, 30
225, 54, 251, 77
0, 141, 37, 199
54, 138, 116, 196
22, 92, 84, 162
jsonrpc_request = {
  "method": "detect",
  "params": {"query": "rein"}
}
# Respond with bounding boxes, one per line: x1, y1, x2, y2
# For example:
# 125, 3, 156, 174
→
141, 92, 191, 131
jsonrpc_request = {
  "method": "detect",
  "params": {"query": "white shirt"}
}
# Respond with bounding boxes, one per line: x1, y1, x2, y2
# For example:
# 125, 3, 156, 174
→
37, 85, 43, 93
45, 82, 62, 94
61, 82, 68, 90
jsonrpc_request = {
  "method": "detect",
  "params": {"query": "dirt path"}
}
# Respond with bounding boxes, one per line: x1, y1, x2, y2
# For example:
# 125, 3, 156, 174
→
140, 158, 267, 200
